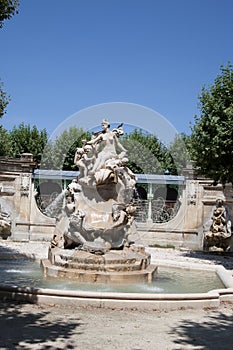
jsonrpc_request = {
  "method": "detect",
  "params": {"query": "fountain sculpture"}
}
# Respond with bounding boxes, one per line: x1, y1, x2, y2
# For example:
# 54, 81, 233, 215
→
42, 120, 157, 283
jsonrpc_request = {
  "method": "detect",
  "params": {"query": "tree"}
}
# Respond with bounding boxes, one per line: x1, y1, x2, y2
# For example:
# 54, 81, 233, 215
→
121, 129, 180, 174
9, 122, 48, 163
189, 62, 233, 185
0, 0, 19, 28
0, 125, 11, 156
40, 126, 90, 170
40, 126, 188, 174
0, 81, 10, 119
168, 133, 191, 174
0, 1, 20, 118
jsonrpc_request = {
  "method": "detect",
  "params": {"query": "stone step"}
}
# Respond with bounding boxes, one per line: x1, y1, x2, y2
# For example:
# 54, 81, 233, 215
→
41, 258, 158, 284
55, 261, 147, 272
58, 252, 150, 266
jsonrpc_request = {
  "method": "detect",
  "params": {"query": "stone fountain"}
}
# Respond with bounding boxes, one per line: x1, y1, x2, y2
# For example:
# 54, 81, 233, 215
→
41, 120, 157, 283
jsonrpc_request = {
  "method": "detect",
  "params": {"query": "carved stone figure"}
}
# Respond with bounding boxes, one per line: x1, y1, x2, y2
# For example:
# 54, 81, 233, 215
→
85, 119, 127, 174
74, 147, 85, 178
43, 120, 157, 283
204, 196, 232, 251
0, 205, 11, 236
51, 120, 138, 253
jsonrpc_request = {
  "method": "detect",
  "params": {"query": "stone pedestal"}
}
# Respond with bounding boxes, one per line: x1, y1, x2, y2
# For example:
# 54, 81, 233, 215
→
41, 245, 157, 284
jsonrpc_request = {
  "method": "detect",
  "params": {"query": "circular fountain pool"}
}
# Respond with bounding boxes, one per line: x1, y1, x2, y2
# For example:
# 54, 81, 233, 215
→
0, 259, 224, 293
0, 258, 232, 310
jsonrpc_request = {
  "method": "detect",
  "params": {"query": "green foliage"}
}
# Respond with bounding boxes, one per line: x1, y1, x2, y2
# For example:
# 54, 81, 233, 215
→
0, 121, 189, 175
41, 127, 176, 173
122, 129, 186, 175
0, 1, 20, 118
0, 125, 11, 156
122, 130, 164, 174
0, 81, 11, 119
167, 133, 191, 174
0, 0, 19, 28
8, 122, 48, 163
40, 126, 90, 170
57, 127, 90, 170
189, 62, 233, 185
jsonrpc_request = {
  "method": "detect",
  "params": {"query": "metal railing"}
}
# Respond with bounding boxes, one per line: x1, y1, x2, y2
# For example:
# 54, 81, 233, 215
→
134, 197, 181, 223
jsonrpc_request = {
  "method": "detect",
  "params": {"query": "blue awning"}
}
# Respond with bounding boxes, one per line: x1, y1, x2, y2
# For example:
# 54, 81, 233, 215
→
33, 169, 185, 185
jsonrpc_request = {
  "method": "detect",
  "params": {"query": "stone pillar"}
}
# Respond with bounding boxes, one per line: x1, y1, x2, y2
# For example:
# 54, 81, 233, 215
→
13, 173, 32, 240
146, 183, 153, 223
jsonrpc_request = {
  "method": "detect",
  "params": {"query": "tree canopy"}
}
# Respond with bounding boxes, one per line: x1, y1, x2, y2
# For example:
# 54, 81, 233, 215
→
0, 125, 11, 155
121, 130, 165, 174
0, 121, 189, 177
189, 62, 233, 185
0, 81, 10, 119
40, 126, 90, 170
167, 133, 191, 174
40, 127, 187, 174
0, 0, 19, 28
0, 122, 48, 164
0, 0, 20, 118
122, 129, 189, 175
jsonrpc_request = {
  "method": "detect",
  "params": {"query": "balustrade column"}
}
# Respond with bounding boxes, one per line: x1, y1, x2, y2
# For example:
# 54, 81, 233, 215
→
146, 183, 153, 223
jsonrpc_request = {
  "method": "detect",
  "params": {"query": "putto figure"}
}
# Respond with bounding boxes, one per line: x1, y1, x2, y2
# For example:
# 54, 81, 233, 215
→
204, 196, 232, 251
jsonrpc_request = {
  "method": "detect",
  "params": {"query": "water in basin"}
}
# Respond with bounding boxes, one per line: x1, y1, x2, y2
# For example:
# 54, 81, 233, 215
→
0, 260, 224, 294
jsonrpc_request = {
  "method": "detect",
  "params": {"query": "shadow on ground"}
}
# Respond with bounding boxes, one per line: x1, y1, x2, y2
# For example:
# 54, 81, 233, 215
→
0, 245, 84, 349
180, 250, 233, 270
0, 301, 83, 350
0, 244, 36, 261
170, 307, 233, 350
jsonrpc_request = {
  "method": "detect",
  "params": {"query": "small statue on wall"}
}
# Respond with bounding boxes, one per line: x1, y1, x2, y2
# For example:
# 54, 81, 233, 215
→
0, 205, 11, 238
204, 196, 232, 252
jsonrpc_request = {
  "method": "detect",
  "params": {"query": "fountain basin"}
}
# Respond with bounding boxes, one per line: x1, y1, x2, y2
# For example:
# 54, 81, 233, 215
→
0, 283, 223, 310
0, 257, 233, 310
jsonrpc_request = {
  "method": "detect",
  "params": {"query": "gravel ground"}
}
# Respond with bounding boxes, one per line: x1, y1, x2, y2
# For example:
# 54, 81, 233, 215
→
0, 299, 233, 349
1, 241, 233, 349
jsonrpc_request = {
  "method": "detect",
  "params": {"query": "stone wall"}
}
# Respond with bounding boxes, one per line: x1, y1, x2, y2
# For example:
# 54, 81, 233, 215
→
136, 175, 233, 250
0, 155, 56, 241
0, 156, 232, 250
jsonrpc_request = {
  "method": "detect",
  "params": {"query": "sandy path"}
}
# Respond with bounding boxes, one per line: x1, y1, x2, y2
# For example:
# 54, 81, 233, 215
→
0, 301, 233, 350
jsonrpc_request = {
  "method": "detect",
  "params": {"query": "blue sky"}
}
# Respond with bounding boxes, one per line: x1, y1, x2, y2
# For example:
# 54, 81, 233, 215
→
0, 0, 233, 137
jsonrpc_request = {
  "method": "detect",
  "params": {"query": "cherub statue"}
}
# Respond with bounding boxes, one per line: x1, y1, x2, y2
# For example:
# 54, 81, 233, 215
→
204, 196, 232, 251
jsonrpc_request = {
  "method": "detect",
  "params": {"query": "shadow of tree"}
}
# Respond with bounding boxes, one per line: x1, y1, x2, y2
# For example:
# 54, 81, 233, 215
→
0, 243, 38, 261
180, 250, 233, 270
170, 310, 233, 350
0, 244, 85, 349
0, 301, 83, 350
